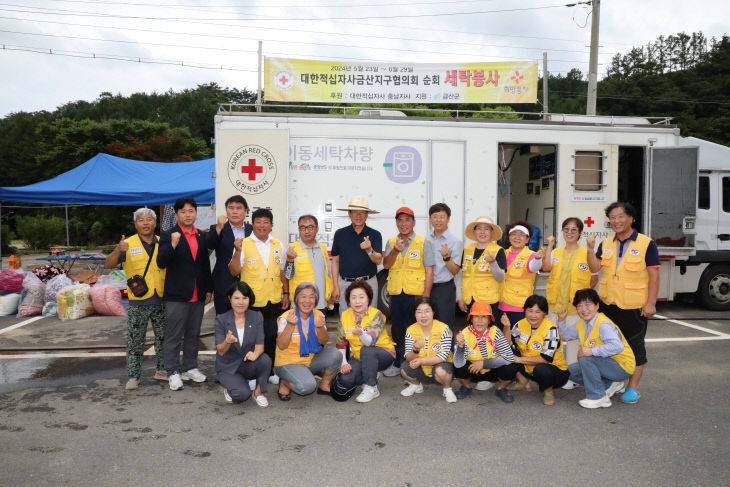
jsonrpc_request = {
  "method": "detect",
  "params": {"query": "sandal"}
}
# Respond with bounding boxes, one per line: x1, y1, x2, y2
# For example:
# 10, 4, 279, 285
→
507, 381, 533, 392
543, 391, 555, 406
277, 387, 291, 401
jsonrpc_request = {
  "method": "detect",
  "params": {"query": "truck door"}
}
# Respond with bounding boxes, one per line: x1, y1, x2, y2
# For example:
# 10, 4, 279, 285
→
645, 146, 698, 255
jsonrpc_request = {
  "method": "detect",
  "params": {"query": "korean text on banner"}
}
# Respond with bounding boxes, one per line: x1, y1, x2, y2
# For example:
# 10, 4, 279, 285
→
265, 58, 538, 104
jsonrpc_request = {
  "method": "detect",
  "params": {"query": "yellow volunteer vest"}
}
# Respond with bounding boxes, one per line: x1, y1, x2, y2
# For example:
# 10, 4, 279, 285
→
122, 234, 165, 301
514, 317, 568, 373
386, 235, 427, 296
240, 237, 283, 305
599, 233, 652, 309
546, 246, 592, 306
406, 319, 452, 376
274, 309, 325, 367
576, 312, 636, 375
501, 247, 536, 308
461, 242, 503, 304
288, 241, 333, 302
462, 325, 500, 374
340, 307, 395, 360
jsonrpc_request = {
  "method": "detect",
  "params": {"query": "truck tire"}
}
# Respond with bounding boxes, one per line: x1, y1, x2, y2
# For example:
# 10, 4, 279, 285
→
376, 271, 390, 316
697, 264, 730, 311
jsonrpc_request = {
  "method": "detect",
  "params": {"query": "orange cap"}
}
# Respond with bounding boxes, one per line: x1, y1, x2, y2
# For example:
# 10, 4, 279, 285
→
395, 206, 415, 218
467, 301, 494, 322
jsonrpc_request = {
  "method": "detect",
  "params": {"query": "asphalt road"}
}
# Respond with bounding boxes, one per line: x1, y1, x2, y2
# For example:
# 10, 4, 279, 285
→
1, 301, 729, 486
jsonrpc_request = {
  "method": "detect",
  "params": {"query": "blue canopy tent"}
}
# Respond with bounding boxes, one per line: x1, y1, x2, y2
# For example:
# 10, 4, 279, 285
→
0, 153, 215, 267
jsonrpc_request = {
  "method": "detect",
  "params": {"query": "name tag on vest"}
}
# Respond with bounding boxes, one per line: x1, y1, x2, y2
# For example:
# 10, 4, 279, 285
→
247, 259, 258, 264
297, 253, 307, 259
130, 247, 143, 256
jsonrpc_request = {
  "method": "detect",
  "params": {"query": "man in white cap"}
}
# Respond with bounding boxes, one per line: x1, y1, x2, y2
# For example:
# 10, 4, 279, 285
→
331, 196, 383, 313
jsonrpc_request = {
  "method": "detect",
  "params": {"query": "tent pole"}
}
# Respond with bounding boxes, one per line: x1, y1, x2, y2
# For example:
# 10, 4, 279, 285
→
65, 204, 70, 247
0, 202, 3, 270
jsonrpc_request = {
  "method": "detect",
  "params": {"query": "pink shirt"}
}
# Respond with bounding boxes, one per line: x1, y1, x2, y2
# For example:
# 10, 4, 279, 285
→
182, 226, 199, 302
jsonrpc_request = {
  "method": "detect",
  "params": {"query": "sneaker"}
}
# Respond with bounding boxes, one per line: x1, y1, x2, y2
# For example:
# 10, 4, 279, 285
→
223, 389, 232, 403
382, 364, 401, 377
455, 385, 473, 399
269, 374, 280, 385
355, 385, 380, 403
620, 388, 641, 404
562, 380, 581, 390
400, 383, 424, 397
579, 395, 612, 409
606, 380, 626, 399
248, 379, 256, 390
495, 387, 514, 403
153, 370, 168, 381
125, 378, 139, 390
254, 394, 269, 408
475, 381, 495, 391
443, 387, 457, 403
169, 373, 184, 391
181, 368, 206, 383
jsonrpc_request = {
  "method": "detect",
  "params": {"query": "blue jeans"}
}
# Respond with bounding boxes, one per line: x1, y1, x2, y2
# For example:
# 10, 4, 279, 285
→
275, 347, 341, 396
569, 356, 632, 400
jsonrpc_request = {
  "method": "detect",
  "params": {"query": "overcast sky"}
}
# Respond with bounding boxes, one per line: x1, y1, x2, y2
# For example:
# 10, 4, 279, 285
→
1, 0, 727, 117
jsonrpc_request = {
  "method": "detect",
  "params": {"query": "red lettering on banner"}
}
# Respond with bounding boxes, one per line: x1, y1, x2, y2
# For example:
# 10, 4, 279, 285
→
445, 70, 458, 87
241, 158, 263, 181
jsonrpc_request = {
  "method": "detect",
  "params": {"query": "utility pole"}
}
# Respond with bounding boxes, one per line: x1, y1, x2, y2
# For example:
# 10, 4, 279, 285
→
542, 52, 549, 120
586, 0, 600, 115
257, 41, 263, 112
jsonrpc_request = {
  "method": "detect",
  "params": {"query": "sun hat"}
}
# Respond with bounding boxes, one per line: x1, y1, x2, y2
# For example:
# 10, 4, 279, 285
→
464, 216, 503, 242
467, 301, 495, 323
337, 195, 380, 214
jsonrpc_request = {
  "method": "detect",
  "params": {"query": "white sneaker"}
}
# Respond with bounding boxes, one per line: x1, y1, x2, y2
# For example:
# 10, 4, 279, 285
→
223, 389, 232, 403
578, 395, 612, 409
443, 387, 457, 403
254, 394, 269, 408
268, 374, 280, 385
400, 383, 424, 397
606, 380, 626, 399
382, 364, 401, 377
355, 385, 380, 403
169, 373, 184, 391
181, 368, 206, 383
475, 381, 495, 391
562, 380, 581, 390
248, 379, 256, 390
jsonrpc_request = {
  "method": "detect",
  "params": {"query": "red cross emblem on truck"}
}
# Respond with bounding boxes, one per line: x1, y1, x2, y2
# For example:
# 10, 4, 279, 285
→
584, 216, 595, 228
241, 158, 263, 181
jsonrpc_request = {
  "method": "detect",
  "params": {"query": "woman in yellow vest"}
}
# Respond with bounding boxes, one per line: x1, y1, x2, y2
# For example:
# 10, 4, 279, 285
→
453, 301, 518, 403
457, 216, 506, 323
542, 217, 598, 368
507, 295, 569, 406
556, 288, 636, 409
335, 281, 396, 403
400, 297, 457, 403
274, 283, 341, 401
498, 220, 546, 341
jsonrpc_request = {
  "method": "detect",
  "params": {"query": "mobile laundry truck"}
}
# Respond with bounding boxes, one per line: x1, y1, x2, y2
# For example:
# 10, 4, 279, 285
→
213, 107, 730, 312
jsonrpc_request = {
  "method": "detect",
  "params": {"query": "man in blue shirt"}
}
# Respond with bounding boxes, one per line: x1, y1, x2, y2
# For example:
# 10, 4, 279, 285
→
330, 196, 383, 314
426, 202, 463, 332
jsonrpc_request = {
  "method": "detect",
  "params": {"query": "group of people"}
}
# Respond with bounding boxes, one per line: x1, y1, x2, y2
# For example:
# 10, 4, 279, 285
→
109, 193, 658, 410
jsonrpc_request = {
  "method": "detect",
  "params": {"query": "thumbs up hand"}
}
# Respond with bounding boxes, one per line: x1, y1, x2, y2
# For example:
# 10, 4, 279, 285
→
118, 235, 128, 253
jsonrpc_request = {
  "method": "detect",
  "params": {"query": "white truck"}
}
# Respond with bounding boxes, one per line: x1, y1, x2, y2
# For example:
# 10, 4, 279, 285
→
213, 107, 730, 312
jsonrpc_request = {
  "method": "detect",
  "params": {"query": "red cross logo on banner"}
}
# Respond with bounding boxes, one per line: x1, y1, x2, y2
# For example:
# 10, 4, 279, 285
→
511, 70, 524, 85
278, 74, 289, 86
241, 158, 263, 181
584, 216, 595, 227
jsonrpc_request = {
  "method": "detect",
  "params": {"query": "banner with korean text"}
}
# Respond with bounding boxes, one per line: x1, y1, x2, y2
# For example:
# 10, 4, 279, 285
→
265, 57, 537, 104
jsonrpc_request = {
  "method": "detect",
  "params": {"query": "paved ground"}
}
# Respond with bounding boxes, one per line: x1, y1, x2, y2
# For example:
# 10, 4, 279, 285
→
1, 301, 729, 486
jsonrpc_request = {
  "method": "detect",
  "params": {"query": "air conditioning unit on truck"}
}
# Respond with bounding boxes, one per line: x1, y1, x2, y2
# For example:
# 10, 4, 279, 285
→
213, 107, 730, 312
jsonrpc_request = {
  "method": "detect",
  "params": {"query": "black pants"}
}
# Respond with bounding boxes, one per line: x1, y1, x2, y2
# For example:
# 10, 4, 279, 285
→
517, 363, 570, 391
252, 301, 283, 375
163, 301, 204, 376
455, 362, 518, 383
389, 293, 416, 366
599, 302, 648, 366
431, 280, 456, 332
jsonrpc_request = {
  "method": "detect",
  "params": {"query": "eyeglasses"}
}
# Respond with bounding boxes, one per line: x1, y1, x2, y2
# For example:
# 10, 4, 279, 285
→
563, 228, 580, 234
298, 225, 316, 231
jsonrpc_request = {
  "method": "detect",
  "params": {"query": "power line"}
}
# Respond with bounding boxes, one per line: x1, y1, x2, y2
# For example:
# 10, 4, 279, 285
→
45, 0, 522, 8
0, 2, 591, 22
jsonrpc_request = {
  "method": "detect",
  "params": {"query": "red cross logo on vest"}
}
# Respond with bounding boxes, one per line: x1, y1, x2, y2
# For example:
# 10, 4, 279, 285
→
241, 158, 263, 181
584, 216, 595, 228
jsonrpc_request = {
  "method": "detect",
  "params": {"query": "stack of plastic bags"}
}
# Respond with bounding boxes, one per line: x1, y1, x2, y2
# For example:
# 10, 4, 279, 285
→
0, 269, 24, 316
57, 284, 95, 320
90, 275, 127, 316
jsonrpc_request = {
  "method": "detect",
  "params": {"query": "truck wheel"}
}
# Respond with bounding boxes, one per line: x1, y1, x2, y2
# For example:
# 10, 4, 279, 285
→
697, 264, 730, 311
376, 271, 390, 316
